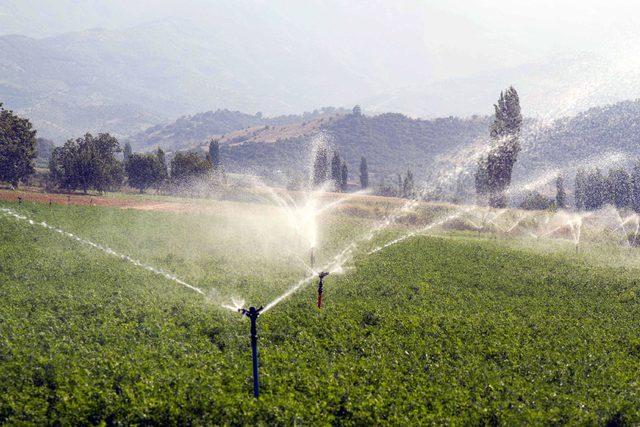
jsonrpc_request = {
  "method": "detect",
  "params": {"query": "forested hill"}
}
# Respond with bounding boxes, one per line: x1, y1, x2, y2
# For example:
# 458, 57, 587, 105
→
219, 100, 640, 183
128, 108, 348, 152
124, 99, 640, 186
219, 111, 490, 180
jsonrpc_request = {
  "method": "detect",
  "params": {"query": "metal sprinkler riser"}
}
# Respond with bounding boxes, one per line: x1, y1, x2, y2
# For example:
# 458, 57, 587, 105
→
238, 306, 263, 398
317, 272, 329, 308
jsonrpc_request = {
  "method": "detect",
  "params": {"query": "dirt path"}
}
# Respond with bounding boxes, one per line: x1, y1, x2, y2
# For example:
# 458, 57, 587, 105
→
0, 188, 185, 211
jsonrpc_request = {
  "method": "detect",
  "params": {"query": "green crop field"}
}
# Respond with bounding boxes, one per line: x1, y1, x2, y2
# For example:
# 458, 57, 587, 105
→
1, 199, 639, 425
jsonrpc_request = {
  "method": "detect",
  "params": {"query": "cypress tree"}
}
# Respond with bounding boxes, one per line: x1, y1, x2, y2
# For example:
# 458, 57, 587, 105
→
555, 175, 567, 209
402, 170, 415, 198
608, 168, 631, 208
341, 161, 348, 191
575, 169, 586, 210
312, 147, 328, 187
632, 161, 640, 213
330, 151, 342, 190
209, 139, 221, 170
478, 87, 522, 207
359, 157, 368, 189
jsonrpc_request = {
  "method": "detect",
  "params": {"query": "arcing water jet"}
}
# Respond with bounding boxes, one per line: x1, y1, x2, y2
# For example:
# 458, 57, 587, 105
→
0, 207, 206, 296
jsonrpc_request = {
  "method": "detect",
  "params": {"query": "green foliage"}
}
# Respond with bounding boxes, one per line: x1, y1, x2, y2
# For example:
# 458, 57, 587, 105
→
341, 161, 348, 191
312, 147, 328, 187
125, 153, 165, 193
48, 133, 123, 193
476, 87, 522, 208
331, 151, 342, 190
0, 103, 37, 187
359, 157, 368, 189
608, 168, 631, 208
519, 191, 554, 211
209, 139, 221, 170
632, 162, 640, 213
402, 170, 415, 198
0, 201, 639, 424
555, 175, 567, 209
575, 169, 586, 210
170, 152, 212, 184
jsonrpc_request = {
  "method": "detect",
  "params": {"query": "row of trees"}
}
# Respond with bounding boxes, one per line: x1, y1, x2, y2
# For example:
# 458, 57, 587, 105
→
312, 148, 348, 191
48, 135, 225, 194
575, 166, 640, 211
311, 148, 373, 192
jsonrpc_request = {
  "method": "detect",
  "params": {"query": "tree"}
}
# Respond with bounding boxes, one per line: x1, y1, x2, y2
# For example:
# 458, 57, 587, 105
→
608, 168, 631, 208
584, 168, 607, 210
575, 169, 586, 210
352, 105, 362, 116
476, 87, 522, 207
312, 147, 328, 187
474, 157, 490, 203
155, 148, 168, 191
359, 157, 368, 189
209, 139, 221, 170
48, 133, 123, 193
632, 162, 640, 213
402, 170, 415, 198
170, 152, 212, 184
330, 151, 342, 190
0, 103, 37, 187
555, 175, 567, 209
519, 191, 554, 211
340, 161, 348, 191
126, 153, 163, 193
123, 142, 132, 162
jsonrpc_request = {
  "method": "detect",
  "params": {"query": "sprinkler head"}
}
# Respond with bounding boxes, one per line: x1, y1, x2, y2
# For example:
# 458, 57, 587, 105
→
238, 306, 264, 319
317, 272, 329, 308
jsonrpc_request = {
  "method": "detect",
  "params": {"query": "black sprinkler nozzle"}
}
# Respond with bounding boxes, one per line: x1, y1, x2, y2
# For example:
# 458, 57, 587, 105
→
317, 272, 329, 308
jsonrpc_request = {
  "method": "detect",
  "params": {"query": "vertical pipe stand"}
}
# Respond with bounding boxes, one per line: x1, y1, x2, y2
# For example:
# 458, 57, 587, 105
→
239, 306, 263, 398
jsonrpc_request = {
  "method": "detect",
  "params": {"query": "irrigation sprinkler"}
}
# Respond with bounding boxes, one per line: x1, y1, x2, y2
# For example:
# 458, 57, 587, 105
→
17, 196, 22, 204
317, 271, 329, 308
238, 306, 264, 398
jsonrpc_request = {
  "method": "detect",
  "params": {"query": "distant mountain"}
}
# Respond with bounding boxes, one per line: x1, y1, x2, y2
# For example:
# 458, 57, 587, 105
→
0, 5, 411, 142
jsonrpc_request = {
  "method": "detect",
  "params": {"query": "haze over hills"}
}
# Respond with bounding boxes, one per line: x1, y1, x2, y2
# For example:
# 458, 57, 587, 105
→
128, 99, 640, 192
4, 0, 640, 144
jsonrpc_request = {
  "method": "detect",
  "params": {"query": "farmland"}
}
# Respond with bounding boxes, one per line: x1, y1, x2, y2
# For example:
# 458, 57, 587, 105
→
1, 196, 639, 425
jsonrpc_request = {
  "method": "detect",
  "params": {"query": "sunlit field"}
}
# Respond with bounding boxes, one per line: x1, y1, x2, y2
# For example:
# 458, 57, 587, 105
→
1, 195, 639, 425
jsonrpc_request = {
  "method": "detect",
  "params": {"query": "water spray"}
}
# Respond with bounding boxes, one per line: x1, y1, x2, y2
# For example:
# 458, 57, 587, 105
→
316, 271, 329, 308
237, 306, 264, 398
310, 247, 315, 269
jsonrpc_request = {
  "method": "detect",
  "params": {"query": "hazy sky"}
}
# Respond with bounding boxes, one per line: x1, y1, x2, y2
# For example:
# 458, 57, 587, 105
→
4, 0, 640, 81
3, 0, 640, 120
